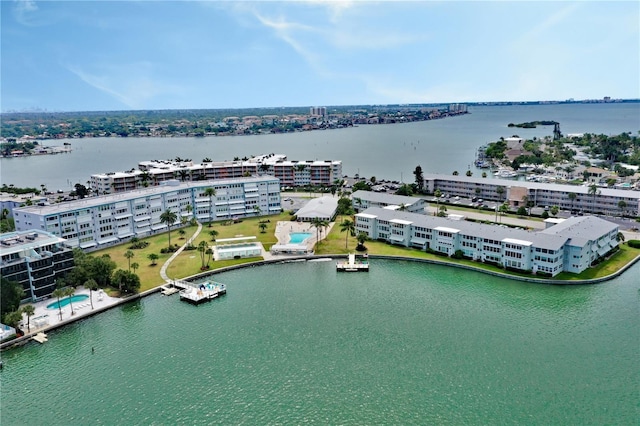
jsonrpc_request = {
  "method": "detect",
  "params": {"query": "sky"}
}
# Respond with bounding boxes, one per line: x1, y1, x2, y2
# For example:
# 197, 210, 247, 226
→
1, 0, 639, 112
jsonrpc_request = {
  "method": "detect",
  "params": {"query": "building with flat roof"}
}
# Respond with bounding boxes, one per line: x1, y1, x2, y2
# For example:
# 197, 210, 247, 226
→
351, 190, 428, 214
0, 230, 74, 301
13, 177, 281, 250
295, 196, 339, 222
422, 173, 640, 216
90, 154, 342, 194
355, 207, 619, 277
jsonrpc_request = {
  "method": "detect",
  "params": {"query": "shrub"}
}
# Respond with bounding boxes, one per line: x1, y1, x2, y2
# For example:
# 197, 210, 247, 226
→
452, 250, 464, 259
628, 240, 640, 249
129, 241, 149, 249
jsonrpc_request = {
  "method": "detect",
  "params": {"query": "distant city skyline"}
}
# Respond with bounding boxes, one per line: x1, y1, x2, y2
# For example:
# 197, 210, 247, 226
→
1, 1, 638, 113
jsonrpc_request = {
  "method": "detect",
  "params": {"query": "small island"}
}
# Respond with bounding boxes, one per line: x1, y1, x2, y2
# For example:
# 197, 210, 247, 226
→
507, 120, 559, 128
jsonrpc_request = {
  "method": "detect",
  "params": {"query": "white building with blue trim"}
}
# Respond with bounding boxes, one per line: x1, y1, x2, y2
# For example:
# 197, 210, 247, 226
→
13, 177, 281, 250
355, 207, 620, 276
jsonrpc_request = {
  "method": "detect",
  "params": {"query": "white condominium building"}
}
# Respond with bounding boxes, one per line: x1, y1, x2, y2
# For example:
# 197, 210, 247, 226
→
422, 173, 640, 216
90, 154, 342, 194
13, 177, 281, 250
351, 190, 429, 214
355, 207, 620, 277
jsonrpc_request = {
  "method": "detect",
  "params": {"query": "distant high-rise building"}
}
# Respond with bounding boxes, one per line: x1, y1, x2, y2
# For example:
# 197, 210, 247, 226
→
310, 106, 327, 117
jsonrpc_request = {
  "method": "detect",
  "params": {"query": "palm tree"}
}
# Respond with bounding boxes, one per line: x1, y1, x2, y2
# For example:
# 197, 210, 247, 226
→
160, 209, 177, 248
496, 186, 505, 201
131, 262, 139, 274
178, 229, 186, 239
185, 203, 193, 220
52, 288, 65, 320
310, 218, 329, 247
148, 253, 159, 266
203, 187, 216, 227
253, 205, 262, 216
21, 304, 35, 332
209, 229, 219, 242
206, 248, 213, 267
434, 189, 442, 215
64, 286, 76, 315
124, 250, 134, 271
588, 184, 598, 213
568, 192, 577, 213
197, 241, 208, 269
521, 195, 531, 215
339, 219, 355, 249
616, 232, 625, 243
259, 222, 268, 233
84, 278, 98, 309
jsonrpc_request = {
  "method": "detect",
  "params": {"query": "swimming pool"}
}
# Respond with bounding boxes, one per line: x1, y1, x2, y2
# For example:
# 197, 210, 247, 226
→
289, 232, 312, 244
46, 294, 89, 310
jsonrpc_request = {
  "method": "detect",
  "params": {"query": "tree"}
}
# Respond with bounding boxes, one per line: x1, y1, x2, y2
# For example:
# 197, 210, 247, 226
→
517, 206, 528, 216
466, 169, 472, 177
21, 304, 35, 332
434, 189, 442, 216
499, 203, 510, 222
395, 184, 413, 196
588, 184, 599, 213
356, 232, 368, 251
209, 229, 219, 242
160, 208, 178, 248
340, 219, 355, 249
148, 253, 159, 266
124, 250, 134, 272
1, 277, 24, 319
310, 218, 329, 247
74, 183, 88, 199
482, 172, 487, 178
198, 241, 208, 269
550, 205, 559, 217
64, 286, 76, 316
86, 255, 117, 288
253, 205, 262, 216
413, 165, 424, 193
352, 181, 372, 192
618, 200, 627, 217
452, 170, 459, 176
496, 186, 505, 200
131, 262, 139, 274
3, 310, 23, 330
337, 197, 354, 216
617, 232, 625, 243
178, 229, 186, 239
568, 192, 577, 212
259, 222, 268, 233
438, 205, 447, 217
112, 269, 140, 294
51, 288, 65, 320
205, 248, 213, 267
84, 278, 98, 309
203, 187, 216, 227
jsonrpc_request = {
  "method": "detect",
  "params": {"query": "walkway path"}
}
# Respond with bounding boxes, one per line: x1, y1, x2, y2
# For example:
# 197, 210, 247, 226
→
160, 221, 203, 283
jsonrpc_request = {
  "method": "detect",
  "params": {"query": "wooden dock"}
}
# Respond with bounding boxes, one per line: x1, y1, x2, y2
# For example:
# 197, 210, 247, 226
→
336, 253, 369, 272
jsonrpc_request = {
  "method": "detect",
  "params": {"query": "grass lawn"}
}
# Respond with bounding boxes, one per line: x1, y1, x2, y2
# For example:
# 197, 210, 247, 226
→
91, 214, 640, 292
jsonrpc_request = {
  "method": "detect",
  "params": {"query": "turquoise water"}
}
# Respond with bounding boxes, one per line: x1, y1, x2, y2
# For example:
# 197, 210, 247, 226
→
289, 232, 312, 243
1, 260, 638, 424
45, 294, 89, 310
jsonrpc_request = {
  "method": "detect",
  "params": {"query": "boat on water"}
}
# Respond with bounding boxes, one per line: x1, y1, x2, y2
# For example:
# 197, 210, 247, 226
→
494, 169, 518, 178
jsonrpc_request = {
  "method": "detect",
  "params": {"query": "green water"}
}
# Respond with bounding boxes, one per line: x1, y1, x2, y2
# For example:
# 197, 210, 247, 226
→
1, 260, 638, 424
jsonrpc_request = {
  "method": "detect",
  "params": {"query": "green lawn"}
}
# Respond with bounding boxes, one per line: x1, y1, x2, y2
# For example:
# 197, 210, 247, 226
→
92, 214, 640, 292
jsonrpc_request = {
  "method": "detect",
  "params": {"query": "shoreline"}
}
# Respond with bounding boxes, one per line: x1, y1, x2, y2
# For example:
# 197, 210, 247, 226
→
3, 251, 639, 352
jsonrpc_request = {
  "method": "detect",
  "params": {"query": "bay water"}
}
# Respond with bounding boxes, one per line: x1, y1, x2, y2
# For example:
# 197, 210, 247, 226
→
1, 259, 638, 424
2, 103, 638, 191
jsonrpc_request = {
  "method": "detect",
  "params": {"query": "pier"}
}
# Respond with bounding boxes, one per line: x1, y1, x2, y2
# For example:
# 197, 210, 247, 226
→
336, 253, 369, 272
175, 280, 227, 304
32, 332, 48, 344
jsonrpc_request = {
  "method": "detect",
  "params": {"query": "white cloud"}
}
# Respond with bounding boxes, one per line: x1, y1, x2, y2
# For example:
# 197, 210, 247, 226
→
66, 62, 184, 109
13, 0, 39, 26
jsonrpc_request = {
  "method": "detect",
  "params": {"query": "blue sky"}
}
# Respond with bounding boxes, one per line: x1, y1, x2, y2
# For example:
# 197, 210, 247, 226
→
1, 1, 638, 112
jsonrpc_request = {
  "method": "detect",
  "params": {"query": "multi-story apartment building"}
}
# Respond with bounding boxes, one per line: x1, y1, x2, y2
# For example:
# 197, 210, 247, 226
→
13, 177, 281, 250
90, 154, 342, 194
0, 230, 74, 301
351, 191, 429, 214
422, 174, 640, 216
355, 207, 620, 277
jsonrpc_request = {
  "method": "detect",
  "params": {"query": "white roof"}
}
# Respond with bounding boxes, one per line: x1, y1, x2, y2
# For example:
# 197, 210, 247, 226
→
502, 238, 533, 246
390, 218, 413, 225
355, 213, 377, 219
434, 226, 460, 234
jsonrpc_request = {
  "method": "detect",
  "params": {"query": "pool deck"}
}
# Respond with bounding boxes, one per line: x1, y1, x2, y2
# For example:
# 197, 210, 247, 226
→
16, 287, 122, 335
269, 221, 335, 258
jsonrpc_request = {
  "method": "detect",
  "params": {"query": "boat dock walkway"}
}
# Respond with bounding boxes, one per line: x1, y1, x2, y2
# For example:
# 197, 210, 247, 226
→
336, 253, 369, 272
